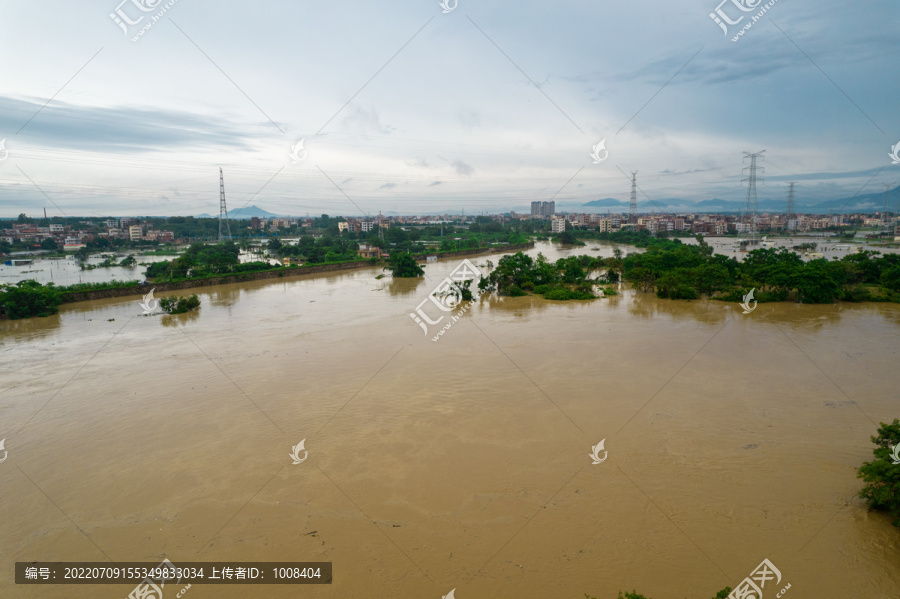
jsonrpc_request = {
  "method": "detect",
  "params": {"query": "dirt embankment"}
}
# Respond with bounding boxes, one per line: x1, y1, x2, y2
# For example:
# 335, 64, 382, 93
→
59, 242, 535, 304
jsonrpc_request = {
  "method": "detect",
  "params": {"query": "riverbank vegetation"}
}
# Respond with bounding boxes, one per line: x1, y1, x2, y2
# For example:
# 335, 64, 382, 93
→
471, 228, 899, 304
617, 231, 900, 304
857, 418, 900, 527
0, 280, 63, 319
478, 252, 616, 300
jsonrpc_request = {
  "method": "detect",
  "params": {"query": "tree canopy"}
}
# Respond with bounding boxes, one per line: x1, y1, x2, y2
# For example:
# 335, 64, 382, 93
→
857, 418, 900, 526
384, 253, 424, 277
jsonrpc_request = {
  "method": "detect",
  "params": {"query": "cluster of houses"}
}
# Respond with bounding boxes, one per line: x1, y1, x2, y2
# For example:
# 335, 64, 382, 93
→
535, 211, 898, 236
250, 217, 300, 230
1, 218, 174, 253
4, 210, 896, 260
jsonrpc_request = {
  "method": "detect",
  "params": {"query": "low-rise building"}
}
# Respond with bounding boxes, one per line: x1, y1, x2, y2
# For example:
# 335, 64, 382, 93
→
550, 216, 566, 233
357, 243, 382, 258
63, 236, 86, 251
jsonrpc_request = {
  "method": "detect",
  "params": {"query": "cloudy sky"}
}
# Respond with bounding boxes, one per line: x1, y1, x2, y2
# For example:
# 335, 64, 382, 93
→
0, 0, 898, 217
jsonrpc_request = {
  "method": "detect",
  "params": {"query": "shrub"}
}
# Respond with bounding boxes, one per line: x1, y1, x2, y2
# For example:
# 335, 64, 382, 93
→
656, 282, 698, 300
841, 284, 871, 302
543, 287, 595, 301
159, 294, 201, 314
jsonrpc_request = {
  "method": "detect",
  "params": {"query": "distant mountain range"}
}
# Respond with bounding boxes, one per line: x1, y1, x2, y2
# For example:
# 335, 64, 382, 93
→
196, 206, 282, 219
190, 187, 898, 220
576, 186, 899, 214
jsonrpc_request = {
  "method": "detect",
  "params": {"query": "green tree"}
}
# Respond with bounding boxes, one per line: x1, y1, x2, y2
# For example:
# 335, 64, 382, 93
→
792, 259, 841, 303
40, 238, 58, 250
0, 280, 64, 319
691, 263, 731, 295
385, 253, 424, 277
558, 230, 580, 245
880, 265, 900, 292
159, 294, 201, 314
857, 418, 900, 526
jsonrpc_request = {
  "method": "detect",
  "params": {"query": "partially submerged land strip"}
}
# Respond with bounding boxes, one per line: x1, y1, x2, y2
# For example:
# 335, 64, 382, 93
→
57, 242, 535, 304
477, 230, 900, 304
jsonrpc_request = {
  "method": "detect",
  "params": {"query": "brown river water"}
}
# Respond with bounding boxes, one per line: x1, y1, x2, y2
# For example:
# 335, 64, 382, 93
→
1, 241, 899, 598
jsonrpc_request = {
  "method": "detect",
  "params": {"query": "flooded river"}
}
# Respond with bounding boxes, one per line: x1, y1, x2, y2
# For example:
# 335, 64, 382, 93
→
1, 241, 899, 598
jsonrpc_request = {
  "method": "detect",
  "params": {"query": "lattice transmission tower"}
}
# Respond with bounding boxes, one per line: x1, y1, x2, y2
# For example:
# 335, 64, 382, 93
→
884, 184, 894, 230
741, 151, 765, 245
629, 171, 638, 225
783, 181, 796, 232
218, 167, 232, 242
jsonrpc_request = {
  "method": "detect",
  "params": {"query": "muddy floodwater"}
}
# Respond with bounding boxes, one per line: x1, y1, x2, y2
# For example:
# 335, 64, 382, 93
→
2, 241, 899, 598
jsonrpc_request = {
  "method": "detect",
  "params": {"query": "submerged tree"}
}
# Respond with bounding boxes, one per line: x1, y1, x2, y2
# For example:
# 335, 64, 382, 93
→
159, 294, 201, 314
384, 253, 424, 278
857, 418, 900, 526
